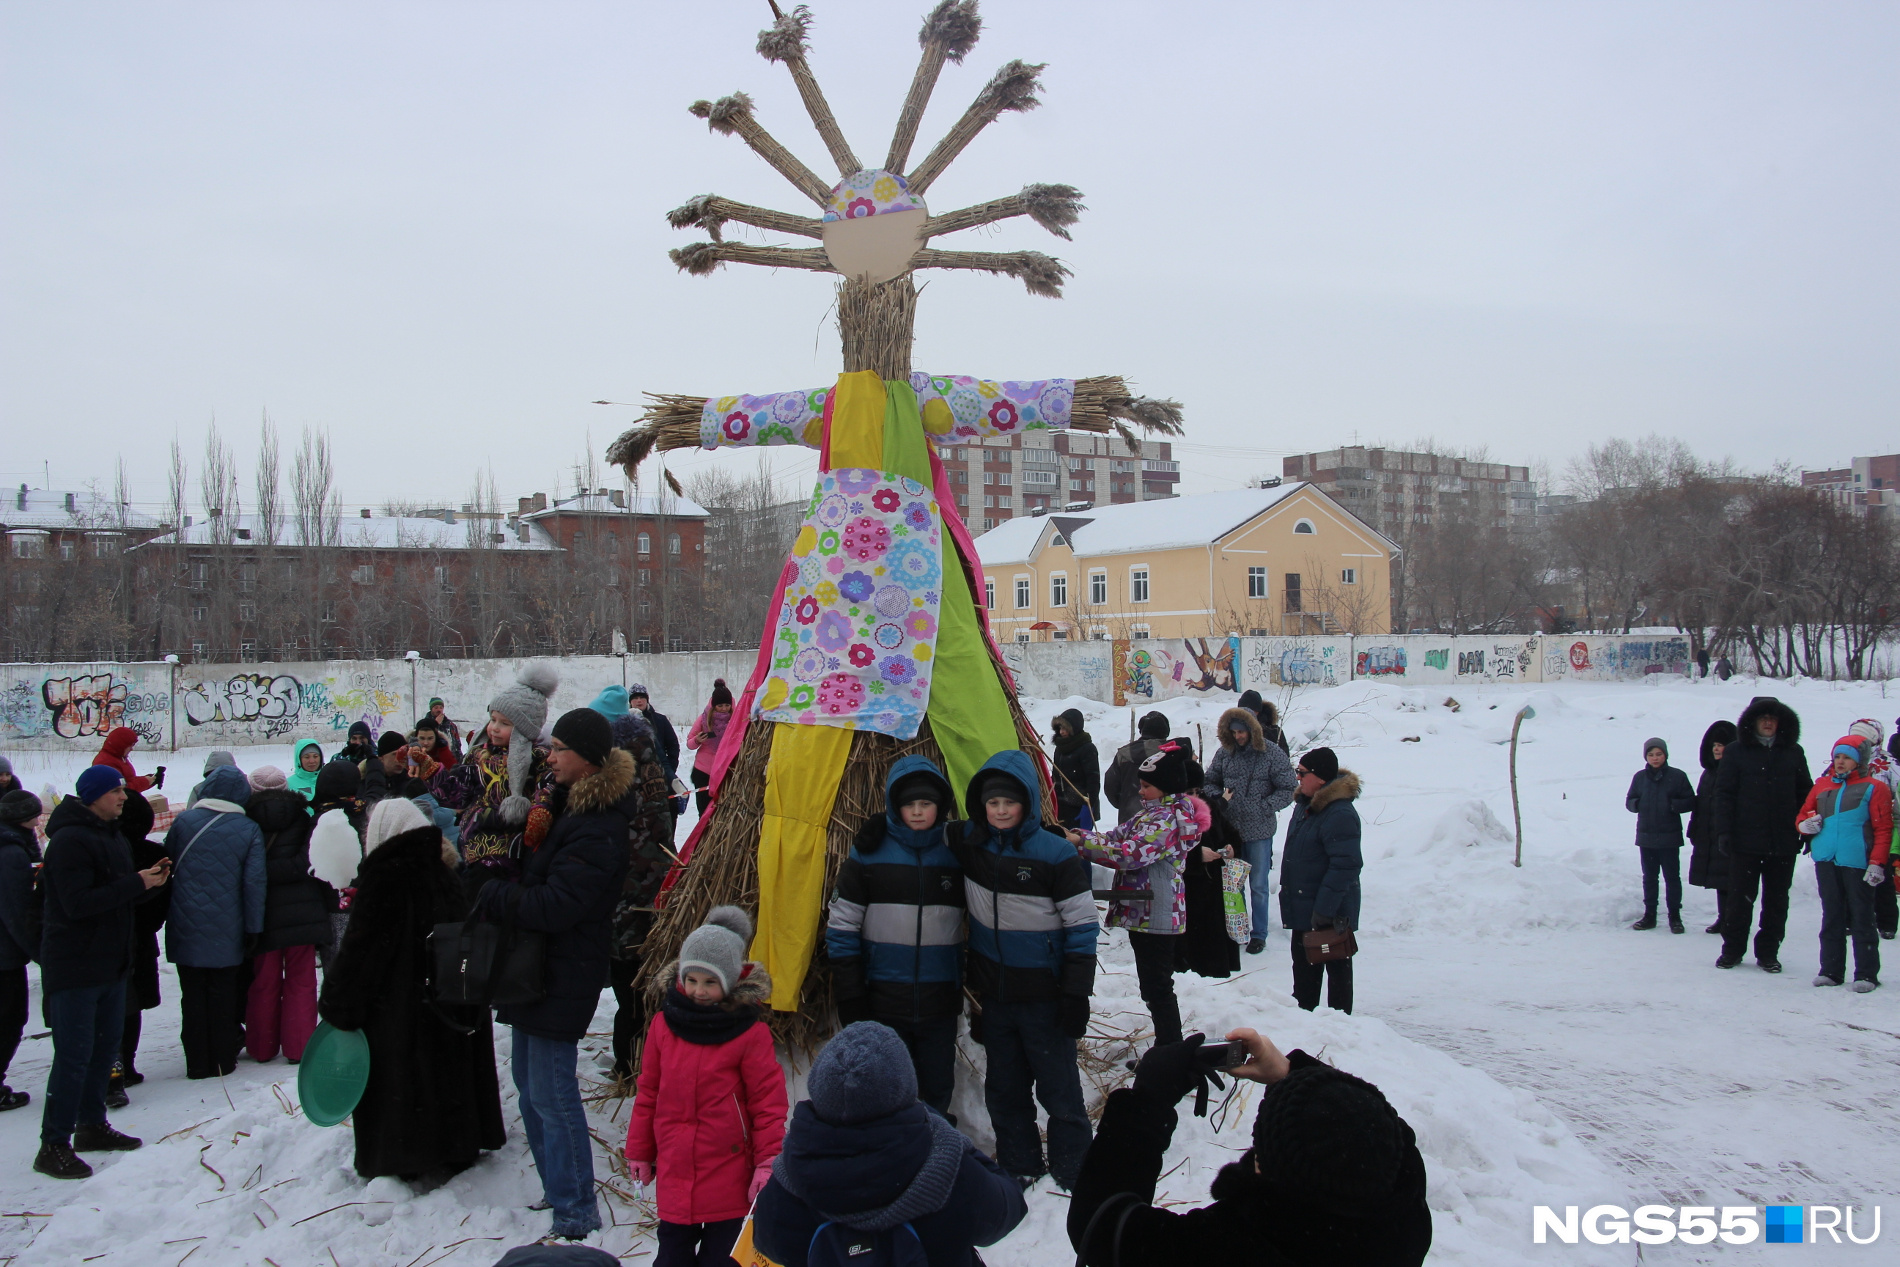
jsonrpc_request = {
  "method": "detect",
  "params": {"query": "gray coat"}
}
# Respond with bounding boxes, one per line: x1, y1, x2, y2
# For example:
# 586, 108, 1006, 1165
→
163, 766, 267, 969
1202, 708, 1298, 844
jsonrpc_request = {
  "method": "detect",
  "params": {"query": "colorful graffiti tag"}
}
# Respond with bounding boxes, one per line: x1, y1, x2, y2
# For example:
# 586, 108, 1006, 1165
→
1120, 637, 1240, 701
41, 673, 167, 745
1355, 645, 1408, 677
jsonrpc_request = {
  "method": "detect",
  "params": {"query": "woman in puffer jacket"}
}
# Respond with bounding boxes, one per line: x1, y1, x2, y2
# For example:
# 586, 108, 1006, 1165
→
1203, 707, 1298, 954
1068, 741, 1209, 1047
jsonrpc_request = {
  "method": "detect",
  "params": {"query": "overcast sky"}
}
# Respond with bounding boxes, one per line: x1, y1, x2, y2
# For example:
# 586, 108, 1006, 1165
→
3, 0, 1895, 515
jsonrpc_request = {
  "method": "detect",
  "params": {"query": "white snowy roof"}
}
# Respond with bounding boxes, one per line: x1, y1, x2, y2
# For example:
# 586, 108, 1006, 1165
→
137, 514, 561, 552
974, 483, 1348, 564
3, 486, 162, 532
521, 491, 709, 520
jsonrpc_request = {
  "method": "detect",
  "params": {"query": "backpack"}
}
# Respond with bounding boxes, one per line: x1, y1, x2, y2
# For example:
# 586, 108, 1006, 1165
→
807, 1221, 928, 1267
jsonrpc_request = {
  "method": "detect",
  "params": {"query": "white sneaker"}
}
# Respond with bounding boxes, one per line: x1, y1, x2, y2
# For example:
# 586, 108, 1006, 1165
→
1812, 974, 1842, 987
1851, 979, 1879, 993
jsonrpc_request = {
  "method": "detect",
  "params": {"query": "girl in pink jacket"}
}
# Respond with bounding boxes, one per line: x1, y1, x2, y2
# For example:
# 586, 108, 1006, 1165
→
626, 905, 788, 1267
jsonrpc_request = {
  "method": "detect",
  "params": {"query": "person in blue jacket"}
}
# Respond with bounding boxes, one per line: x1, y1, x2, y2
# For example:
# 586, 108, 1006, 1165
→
163, 764, 266, 1080
751, 1021, 1027, 1267
1626, 737, 1697, 933
827, 756, 963, 1115
950, 749, 1098, 1190
1278, 747, 1361, 1015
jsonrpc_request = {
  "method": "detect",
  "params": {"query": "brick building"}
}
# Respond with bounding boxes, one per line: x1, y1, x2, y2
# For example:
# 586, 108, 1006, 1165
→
3, 485, 167, 661
1281, 448, 1535, 533
939, 434, 1180, 532
1801, 454, 1900, 516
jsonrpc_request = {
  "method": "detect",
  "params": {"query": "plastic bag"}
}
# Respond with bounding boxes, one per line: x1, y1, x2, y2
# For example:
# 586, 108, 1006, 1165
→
1221, 857, 1252, 944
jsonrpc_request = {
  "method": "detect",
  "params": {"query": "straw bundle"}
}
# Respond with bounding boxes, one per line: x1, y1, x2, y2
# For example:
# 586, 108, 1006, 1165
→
907, 59, 1046, 196
886, 0, 984, 174
666, 195, 823, 242
691, 94, 833, 207
911, 247, 1068, 298
926, 184, 1085, 241
756, 4, 860, 177
638, 652, 1054, 1052
668, 241, 834, 277
838, 274, 917, 380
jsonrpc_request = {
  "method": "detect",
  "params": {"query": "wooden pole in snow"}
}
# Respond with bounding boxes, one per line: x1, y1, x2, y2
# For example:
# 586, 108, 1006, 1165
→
1510, 705, 1536, 867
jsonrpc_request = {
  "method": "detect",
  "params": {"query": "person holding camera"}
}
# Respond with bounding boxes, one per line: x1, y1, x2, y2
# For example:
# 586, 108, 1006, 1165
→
1067, 1029, 1431, 1267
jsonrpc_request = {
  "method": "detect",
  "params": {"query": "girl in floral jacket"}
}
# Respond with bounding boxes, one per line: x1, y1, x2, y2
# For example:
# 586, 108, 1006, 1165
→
1067, 740, 1210, 1047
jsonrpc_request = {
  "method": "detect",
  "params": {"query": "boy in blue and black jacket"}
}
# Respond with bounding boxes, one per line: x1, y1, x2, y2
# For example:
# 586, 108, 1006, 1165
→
826, 756, 964, 1115
951, 749, 1099, 1190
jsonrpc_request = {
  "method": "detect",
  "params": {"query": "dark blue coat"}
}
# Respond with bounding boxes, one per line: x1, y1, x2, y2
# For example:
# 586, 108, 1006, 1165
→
480, 748, 635, 1043
752, 1101, 1027, 1267
39, 795, 148, 992
1278, 771, 1363, 933
0, 821, 42, 970
163, 766, 267, 969
826, 756, 964, 1023
1625, 764, 1695, 848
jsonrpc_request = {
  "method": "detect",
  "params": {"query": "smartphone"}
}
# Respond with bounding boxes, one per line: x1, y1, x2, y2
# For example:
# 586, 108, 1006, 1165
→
1195, 1040, 1248, 1070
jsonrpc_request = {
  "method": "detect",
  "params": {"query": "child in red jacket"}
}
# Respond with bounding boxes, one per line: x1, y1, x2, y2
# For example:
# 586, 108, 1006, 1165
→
626, 905, 788, 1267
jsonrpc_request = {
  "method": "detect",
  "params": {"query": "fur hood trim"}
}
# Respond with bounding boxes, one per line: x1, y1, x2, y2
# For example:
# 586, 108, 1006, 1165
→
1308, 770, 1362, 812
662, 957, 774, 1007
564, 747, 636, 814
1217, 707, 1265, 752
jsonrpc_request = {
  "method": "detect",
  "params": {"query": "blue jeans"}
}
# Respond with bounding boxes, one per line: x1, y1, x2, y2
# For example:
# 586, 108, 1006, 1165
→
511, 1028, 600, 1237
41, 980, 126, 1144
1242, 838, 1274, 940
979, 998, 1091, 1187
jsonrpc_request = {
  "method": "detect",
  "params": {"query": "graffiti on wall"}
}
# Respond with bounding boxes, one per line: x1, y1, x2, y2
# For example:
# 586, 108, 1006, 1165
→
1239, 638, 1348, 689
181, 673, 301, 734
42, 673, 167, 745
1121, 637, 1240, 701
1356, 645, 1408, 677
1423, 648, 1449, 671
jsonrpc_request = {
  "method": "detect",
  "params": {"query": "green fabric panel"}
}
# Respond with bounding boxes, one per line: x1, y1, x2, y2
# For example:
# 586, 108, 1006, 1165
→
881, 379, 933, 484
923, 505, 1020, 799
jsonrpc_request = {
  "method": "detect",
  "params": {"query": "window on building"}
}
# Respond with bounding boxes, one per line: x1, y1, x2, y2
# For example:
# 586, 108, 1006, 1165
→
1053, 629, 1068, 641
1341, 568, 1357, 585
669, 635, 684, 652
669, 534, 681, 555
1284, 573, 1302, 612
1014, 576, 1031, 608
1090, 627, 1109, 640
10, 535, 47, 559
190, 561, 207, 589
1130, 568, 1149, 603
1131, 624, 1150, 640
984, 579, 995, 609
638, 568, 651, 586
58, 540, 76, 561
434, 565, 451, 590
638, 599, 651, 615
238, 563, 256, 591
192, 605, 207, 622
1050, 574, 1067, 606
1248, 566, 1267, 598
1293, 519, 1316, 534
982, 518, 994, 530
92, 537, 120, 558
996, 473, 1011, 487
239, 603, 256, 621
1089, 571, 1106, 605
321, 601, 337, 622
637, 636, 652, 653
1015, 631, 1031, 644
605, 532, 619, 554
351, 564, 375, 584
983, 495, 994, 508
637, 532, 651, 554
606, 570, 620, 587
240, 640, 256, 658
191, 640, 207, 658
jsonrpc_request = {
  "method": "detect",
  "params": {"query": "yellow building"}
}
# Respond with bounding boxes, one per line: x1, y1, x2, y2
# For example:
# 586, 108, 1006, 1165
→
973, 483, 1398, 641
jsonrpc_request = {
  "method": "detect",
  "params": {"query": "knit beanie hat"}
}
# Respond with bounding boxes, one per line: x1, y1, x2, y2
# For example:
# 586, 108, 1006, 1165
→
1851, 718, 1885, 744
628, 683, 650, 701
1137, 740, 1195, 795
1832, 736, 1866, 766
347, 721, 373, 745
249, 766, 287, 792
978, 775, 1027, 807
0, 790, 42, 824
678, 905, 753, 994
890, 772, 947, 812
378, 731, 409, 756
1253, 1064, 1405, 1212
552, 707, 614, 768
488, 661, 560, 825
590, 685, 631, 721
0, 756, 12, 778
313, 760, 361, 804
202, 750, 236, 776
1137, 711, 1170, 741
76, 766, 123, 804
365, 796, 431, 854
709, 678, 734, 709
1299, 747, 1340, 783
1642, 737, 1668, 760
807, 1022, 919, 1126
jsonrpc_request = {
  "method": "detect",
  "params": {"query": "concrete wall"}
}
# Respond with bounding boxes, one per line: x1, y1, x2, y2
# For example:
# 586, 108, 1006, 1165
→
999, 639, 1115, 703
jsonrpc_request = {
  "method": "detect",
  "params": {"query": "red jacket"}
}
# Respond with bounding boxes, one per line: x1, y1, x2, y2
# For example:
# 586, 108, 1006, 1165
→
92, 727, 153, 793
625, 968, 787, 1225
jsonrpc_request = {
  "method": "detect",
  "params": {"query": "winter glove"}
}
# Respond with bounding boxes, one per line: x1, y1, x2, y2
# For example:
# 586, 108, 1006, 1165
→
1865, 863, 1888, 888
747, 1163, 774, 1203
1057, 993, 1092, 1039
966, 1005, 986, 1046
1798, 815, 1822, 836
834, 994, 873, 1028
629, 1159, 654, 1188
1131, 1034, 1225, 1117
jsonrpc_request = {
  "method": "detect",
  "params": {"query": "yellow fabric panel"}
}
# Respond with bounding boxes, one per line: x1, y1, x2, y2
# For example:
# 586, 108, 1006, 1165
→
754, 721, 853, 1010
826, 370, 889, 471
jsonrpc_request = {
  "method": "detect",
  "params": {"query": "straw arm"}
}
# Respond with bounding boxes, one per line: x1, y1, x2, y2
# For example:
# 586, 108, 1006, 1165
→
666, 195, 823, 242
926, 183, 1085, 241
1070, 377, 1186, 439
885, 0, 984, 173
669, 241, 835, 277
690, 94, 833, 207
910, 247, 1069, 298
907, 59, 1045, 196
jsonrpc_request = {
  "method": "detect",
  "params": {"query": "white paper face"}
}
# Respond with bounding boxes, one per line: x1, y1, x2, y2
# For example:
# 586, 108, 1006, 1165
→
823, 208, 928, 285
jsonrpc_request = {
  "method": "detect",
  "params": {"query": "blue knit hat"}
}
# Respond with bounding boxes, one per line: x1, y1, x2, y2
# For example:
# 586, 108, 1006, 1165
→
76, 766, 123, 804
808, 1022, 918, 1125
590, 685, 631, 720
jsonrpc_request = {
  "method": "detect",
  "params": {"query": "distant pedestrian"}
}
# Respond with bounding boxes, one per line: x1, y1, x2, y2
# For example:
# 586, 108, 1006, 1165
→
1236, 689, 1292, 754
1696, 648, 1710, 678
425, 697, 464, 758
1280, 747, 1360, 1014
287, 740, 324, 802
91, 727, 159, 794
0, 790, 44, 1113
1714, 656, 1734, 681
1711, 697, 1810, 974
163, 765, 266, 1079
1104, 711, 1169, 824
0, 758, 18, 798
1049, 708, 1100, 830
336, 720, 377, 766
244, 767, 330, 1063
431, 663, 559, 901
186, 751, 237, 808
1203, 707, 1298, 954
1848, 718, 1900, 941
1686, 720, 1740, 934
1626, 738, 1696, 933
1796, 736, 1890, 991
685, 679, 735, 815
34, 767, 169, 1179
628, 685, 682, 792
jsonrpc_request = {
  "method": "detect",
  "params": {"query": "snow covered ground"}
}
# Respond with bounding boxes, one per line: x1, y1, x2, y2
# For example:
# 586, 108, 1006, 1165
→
1, 674, 1896, 1263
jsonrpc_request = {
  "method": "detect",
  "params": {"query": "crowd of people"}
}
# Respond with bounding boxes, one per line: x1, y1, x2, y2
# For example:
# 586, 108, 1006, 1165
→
1629, 695, 1896, 991
0, 677, 1399, 1264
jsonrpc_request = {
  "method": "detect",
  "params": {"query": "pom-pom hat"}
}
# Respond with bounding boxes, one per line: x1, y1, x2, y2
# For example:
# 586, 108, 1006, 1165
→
679, 905, 754, 995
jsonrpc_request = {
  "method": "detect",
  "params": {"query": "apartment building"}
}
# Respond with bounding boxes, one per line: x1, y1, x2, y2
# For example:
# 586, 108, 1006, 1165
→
939, 432, 1180, 531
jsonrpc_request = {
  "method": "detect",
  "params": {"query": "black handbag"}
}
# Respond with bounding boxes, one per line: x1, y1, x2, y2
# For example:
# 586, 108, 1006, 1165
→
428, 919, 547, 1008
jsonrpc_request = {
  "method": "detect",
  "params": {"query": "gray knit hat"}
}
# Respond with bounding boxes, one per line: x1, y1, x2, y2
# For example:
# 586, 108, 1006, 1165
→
1643, 737, 1668, 759
487, 661, 559, 825
678, 905, 753, 994
808, 1022, 918, 1125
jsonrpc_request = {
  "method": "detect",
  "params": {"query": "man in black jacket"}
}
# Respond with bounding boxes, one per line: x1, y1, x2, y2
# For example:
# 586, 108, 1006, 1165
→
477, 707, 634, 1242
1105, 711, 1169, 824
629, 685, 682, 812
1712, 697, 1812, 972
34, 767, 170, 1179
1068, 1028, 1431, 1267
1050, 708, 1100, 830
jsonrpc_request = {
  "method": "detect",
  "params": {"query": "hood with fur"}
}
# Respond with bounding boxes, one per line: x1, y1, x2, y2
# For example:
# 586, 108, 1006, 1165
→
1699, 720, 1740, 772
562, 747, 636, 814
1218, 707, 1266, 752
1306, 770, 1362, 813
1738, 696, 1801, 748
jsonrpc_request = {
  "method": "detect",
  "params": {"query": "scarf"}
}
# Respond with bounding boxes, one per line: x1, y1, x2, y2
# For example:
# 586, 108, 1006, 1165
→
1053, 727, 1090, 755
772, 1106, 969, 1232
661, 985, 759, 1046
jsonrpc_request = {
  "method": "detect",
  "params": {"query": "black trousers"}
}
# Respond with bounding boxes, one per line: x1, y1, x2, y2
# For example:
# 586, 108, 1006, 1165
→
1290, 929, 1353, 1014
691, 767, 711, 815
656, 1218, 742, 1267
879, 1014, 959, 1116
1720, 854, 1797, 962
1815, 860, 1881, 984
177, 965, 242, 1079
1127, 931, 1183, 1046
1875, 878, 1898, 938
0, 966, 26, 1085
1640, 847, 1683, 916
608, 956, 646, 1081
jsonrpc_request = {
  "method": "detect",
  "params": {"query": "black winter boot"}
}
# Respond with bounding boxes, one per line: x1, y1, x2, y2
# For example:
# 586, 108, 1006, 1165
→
104, 1066, 128, 1110
1631, 912, 1657, 930
1668, 915, 1685, 934
0, 1086, 28, 1111
73, 1121, 141, 1152
33, 1140, 91, 1179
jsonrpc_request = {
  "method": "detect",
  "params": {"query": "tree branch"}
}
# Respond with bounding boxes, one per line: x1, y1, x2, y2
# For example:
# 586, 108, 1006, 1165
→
907, 59, 1045, 195
756, 5, 860, 177
666, 195, 823, 242
885, 0, 983, 175
689, 94, 833, 207
926, 183, 1085, 240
